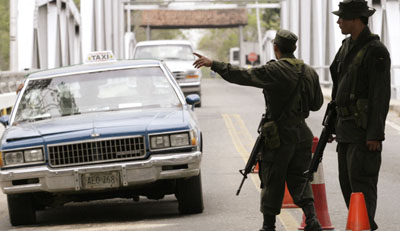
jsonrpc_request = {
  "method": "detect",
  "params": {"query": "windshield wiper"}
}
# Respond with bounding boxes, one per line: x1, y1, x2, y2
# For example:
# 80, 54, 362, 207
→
18, 114, 52, 123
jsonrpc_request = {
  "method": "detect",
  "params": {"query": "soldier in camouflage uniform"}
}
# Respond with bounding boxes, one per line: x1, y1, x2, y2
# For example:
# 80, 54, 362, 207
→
330, 0, 391, 230
193, 30, 323, 231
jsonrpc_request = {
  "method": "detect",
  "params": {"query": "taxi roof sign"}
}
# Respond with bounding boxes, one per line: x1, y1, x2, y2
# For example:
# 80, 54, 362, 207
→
85, 51, 116, 64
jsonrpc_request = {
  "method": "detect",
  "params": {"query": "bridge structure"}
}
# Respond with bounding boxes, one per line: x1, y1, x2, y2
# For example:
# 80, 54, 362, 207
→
1, 0, 400, 115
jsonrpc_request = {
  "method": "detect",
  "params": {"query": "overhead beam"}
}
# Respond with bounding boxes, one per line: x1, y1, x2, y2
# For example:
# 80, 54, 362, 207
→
125, 3, 280, 10
140, 9, 248, 29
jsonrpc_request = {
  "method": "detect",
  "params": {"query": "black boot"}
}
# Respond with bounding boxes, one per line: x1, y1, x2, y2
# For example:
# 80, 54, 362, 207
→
259, 214, 276, 231
302, 203, 322, 231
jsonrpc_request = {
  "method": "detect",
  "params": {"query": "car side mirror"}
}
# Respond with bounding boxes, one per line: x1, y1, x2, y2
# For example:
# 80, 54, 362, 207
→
185, 94, 200, 111
0, 115, 9, 127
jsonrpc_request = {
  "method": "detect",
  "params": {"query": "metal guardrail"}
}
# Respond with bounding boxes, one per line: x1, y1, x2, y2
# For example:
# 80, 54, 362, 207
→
0, 71, 32, 116
0, 71, 30, 94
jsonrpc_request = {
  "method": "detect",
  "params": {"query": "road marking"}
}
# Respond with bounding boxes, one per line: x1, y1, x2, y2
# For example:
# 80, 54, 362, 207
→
222, 114, 301, 231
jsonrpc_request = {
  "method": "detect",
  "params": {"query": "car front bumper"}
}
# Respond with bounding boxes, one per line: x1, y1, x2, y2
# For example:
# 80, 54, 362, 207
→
178, 82, 201, 94
0, 151, 201, 194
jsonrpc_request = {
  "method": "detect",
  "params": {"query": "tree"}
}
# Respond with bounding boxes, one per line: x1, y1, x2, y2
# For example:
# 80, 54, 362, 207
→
198, 28, 239, 63
0, 0, 10, 71
73, 0, 80, 9
197, 7, 280, 63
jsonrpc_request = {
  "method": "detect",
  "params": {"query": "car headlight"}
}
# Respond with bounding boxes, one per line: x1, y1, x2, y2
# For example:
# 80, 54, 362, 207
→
3, 148, 44, 166
24, 149, 44, 162
170, 133, 189, 147
150, 135, 170, 149
4, 151, 24, 165
150, 132, 193, 150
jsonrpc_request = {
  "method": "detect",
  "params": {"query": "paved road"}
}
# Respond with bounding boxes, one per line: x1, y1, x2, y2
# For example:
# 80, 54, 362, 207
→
1, 78, 400, 230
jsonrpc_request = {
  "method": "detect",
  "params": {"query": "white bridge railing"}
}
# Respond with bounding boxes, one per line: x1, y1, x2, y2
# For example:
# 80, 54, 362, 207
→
0, 71, 31, 115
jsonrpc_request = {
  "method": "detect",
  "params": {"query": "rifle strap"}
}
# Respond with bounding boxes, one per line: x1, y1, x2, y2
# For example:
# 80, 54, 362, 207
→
276, 64, 305, 123
348, 35, 378, 101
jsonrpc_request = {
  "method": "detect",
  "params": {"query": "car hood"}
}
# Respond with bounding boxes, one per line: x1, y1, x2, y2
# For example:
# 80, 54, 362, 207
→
164, 60, 197, 73
2, 108, 190, 144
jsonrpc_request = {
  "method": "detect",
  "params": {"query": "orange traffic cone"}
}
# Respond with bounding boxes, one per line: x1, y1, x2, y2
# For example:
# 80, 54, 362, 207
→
298, 137, 334, 230
282, 182, 298, 208
252, 162, 259, 173
346, 192, 370, 231
311, 136, 319, 153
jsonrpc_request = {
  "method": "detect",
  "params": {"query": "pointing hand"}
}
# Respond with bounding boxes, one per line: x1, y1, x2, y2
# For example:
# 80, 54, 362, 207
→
193, 53, 213, 69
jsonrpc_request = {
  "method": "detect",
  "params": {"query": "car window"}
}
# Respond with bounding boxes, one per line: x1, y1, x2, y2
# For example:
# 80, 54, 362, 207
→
134, 45, 195, 61
14, 67, 182, 123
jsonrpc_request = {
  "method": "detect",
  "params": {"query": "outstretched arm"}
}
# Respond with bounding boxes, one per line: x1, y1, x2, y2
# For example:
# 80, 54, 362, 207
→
193, 52, 273, 89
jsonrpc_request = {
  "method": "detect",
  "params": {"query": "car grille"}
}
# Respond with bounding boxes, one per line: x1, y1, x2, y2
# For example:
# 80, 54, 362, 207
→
172, 71, 185, 79
48, 136, 145, 167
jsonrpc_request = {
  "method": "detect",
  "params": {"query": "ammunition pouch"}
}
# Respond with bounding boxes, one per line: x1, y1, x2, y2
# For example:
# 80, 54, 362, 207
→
261, 121, 280, 149
354, 99, 368, 129
336, 98, 368, 129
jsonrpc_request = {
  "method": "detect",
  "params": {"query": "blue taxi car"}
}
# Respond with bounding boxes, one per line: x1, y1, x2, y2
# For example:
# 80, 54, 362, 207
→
0, 51, 203, 226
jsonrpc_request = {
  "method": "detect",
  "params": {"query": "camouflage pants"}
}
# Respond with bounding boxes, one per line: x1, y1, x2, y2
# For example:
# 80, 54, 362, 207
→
260, 138, 314, 215
337, 142, 382, 230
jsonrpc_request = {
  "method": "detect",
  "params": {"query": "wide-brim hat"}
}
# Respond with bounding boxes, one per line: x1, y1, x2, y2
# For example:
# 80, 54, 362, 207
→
332, 0, 375, 19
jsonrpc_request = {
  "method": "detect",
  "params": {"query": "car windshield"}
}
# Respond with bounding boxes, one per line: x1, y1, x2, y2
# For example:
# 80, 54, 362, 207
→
134, 45, 195, 61
14, 67, 182, 123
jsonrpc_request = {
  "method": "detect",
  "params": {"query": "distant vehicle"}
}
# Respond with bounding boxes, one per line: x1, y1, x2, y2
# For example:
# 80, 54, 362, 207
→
133, 40, 202, 106
0, 51, 203, 226
229, 47, 240, 66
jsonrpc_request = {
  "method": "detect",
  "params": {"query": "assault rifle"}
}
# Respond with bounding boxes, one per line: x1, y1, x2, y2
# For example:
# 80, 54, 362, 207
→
299, 101, 336, 199
236, 114, 267, 196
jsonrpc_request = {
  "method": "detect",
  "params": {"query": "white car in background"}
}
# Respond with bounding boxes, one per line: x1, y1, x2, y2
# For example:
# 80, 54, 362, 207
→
133, 40, 202, 106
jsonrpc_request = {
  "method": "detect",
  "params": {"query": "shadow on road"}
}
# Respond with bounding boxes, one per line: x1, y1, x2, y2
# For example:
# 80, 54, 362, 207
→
12, 196, 188, 229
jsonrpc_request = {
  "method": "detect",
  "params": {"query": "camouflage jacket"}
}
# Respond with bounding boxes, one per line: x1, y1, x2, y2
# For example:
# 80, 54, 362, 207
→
330, 26, 391, 143
211, 54, 323, 144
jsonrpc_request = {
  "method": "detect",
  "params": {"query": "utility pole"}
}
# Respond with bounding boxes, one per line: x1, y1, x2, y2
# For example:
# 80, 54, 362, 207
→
256, 0, 263, 65
9, 0, 18, 71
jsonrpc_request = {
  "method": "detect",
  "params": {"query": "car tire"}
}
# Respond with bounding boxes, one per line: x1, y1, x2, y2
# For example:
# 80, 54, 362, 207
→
7, 194, 36, 226
176, 173, 204, 214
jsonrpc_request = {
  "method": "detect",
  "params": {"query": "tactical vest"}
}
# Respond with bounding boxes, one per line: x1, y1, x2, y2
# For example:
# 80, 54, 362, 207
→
335, 35, 379, 129
264, 58, 305, 125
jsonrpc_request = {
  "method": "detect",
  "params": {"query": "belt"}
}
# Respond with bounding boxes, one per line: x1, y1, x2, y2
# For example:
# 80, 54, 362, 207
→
278, 117, 305, 126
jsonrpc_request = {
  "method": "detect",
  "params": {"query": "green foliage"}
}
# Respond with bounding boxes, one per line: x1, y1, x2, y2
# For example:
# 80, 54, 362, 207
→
197, 8, 280, 63
262, 8, 280, 31
134, 27, 187, 42
73, 0, 80, 10
198, 28, 239, 63
0, 0, 10, 70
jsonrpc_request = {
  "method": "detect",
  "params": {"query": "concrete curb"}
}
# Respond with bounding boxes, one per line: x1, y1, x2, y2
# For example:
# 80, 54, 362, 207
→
321, 87, 400, 115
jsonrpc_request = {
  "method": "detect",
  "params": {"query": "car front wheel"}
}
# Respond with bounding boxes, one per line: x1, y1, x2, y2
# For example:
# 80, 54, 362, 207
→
7, 194, 36, 226
176, 173, 204, 214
